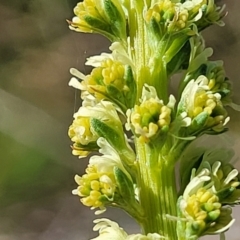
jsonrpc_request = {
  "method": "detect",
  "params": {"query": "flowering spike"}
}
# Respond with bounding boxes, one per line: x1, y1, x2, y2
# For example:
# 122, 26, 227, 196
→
67, 0, 239, 239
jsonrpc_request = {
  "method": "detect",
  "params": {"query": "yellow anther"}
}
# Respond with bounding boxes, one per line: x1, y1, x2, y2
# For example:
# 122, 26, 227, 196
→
82, 197, 94, 207
199, 191, 213, 203
87, 173, 99, 180
149, 122, 159, 135
180, 12, 188, 22
158, 119, 168, 127
144, 10, 153, 23
207, 195, 219, 204
91, 180, 100, 191
203, 106, 213, 115
177, 20, 186, 29
206, 99, 215, 106
193, 106, 203, 117
161, 105, 170, 114
159, 112, 169, 120
231, 182, 240, 187
208, 79, 216, 89
153, 12, 161, 22
196, 188, 205, 197
93, 200, 102, 207
195, 211, 207, 221
207, 93, 214, 99
90, 190, 101, 199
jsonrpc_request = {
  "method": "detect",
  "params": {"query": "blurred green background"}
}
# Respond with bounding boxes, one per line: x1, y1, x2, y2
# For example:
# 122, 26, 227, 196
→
0, 1, 240, 239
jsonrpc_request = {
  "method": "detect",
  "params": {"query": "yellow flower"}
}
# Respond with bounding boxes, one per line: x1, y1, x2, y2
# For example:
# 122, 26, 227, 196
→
92, 218, 164, 240
68, 0, 127, 41
68, 102, 100, 158
73, 165, 116, 213
178, 168, 235, 238
127, 85, 173, 143
178, 75, 229, 134
144, 0, 207, 37
69, 116, 97, 145
184, 187, 221, 223
197, 0, 226, 29
145, 0, 188, 34
84, 59, 126, 99
72, 137, 135, 214
69, 51, 136, 110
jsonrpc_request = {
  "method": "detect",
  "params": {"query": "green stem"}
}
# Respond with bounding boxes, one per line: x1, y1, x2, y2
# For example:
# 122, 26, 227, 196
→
134, 4, 149, 101
136, 139, 178, 239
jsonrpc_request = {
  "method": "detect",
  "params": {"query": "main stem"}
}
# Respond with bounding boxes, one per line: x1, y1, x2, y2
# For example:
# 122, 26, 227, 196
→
131, 2, 178, 238
136, 139, 178, 239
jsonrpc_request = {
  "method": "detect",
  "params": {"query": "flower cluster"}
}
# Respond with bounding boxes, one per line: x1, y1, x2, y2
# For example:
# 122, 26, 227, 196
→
91, 219, 164, 240
177, 148, 240, 238
69, 45, 136, 111
145, 0, 199, 35
72, 138, 141, 216
144, 0, 225, 38
178, 169, 235, 238
68, 0, 127, 41
126, 85, 173, 143
177, 75, 229, 136
73, 165, 116, 213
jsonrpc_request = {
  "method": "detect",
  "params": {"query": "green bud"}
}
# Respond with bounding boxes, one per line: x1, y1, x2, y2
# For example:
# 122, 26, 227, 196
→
201, 4, 207, 12
149, 18, 162, 39
163, 9, 175, 21
207, 209, 221, 221
167, 39, 191, 75
84, 15, 111, 32
104, 0, 120, 21
91, 118, 125, 151
91, 118, 135, 167
202, 202, 214, 212
106, 84, 126, 107
164, 35, 189, 64
217, 187, 235, 202
124, 66, 136, 108
103, 0, 126, 40
114, 166, 135, 200
189, 112, 209, 132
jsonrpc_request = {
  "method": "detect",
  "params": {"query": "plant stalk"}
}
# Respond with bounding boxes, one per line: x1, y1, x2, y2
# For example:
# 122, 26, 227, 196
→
136, 139, 178, 239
